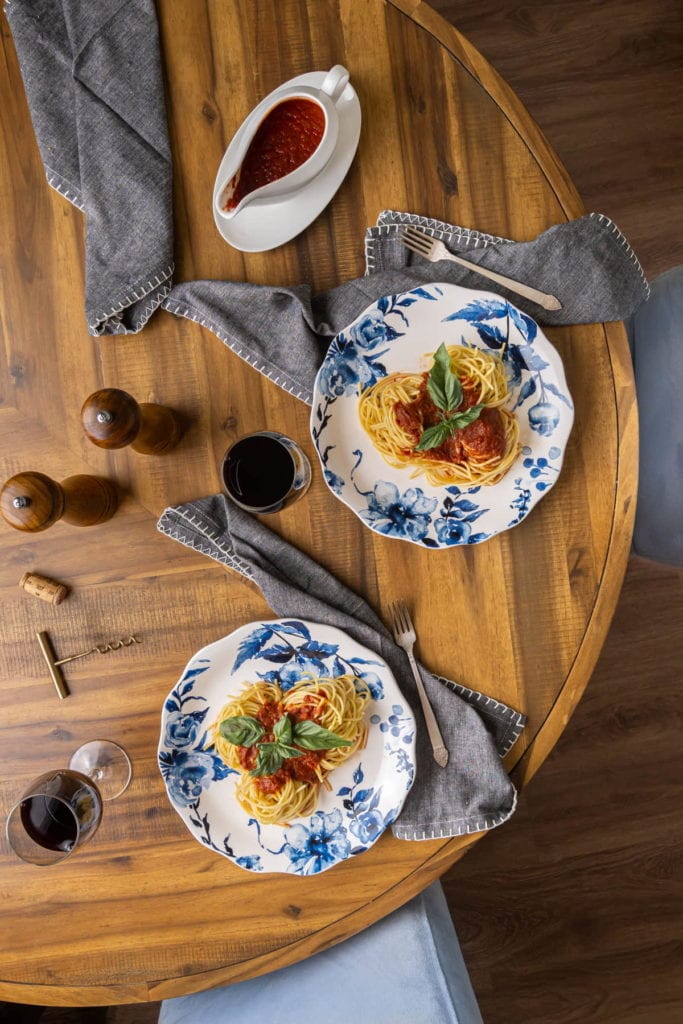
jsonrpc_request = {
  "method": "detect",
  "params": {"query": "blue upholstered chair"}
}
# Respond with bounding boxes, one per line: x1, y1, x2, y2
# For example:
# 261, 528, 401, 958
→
159, 881, 483, 1024
627, 266, 683, 566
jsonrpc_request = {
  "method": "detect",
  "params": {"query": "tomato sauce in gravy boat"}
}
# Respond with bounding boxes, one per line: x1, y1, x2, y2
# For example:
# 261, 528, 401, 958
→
216, 65, 351, 220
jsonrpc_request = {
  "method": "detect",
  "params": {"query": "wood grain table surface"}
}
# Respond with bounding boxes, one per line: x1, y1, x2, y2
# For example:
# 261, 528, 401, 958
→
0, 0, 637, 1007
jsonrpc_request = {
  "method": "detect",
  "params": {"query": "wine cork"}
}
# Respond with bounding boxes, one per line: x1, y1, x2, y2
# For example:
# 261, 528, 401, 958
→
19, 572, 69, 605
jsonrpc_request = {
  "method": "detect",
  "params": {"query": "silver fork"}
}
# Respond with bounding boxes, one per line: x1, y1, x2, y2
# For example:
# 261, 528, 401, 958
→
402, 226, 562, 311
388, 601, 449, 767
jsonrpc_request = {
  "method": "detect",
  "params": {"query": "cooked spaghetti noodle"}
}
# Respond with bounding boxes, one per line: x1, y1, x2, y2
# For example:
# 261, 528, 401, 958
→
212, 676, 369, 826
359, 345, 520, 487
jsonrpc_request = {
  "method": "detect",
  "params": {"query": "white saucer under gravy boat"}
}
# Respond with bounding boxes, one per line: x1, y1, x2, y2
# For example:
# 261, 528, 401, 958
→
215, 65, 350, 220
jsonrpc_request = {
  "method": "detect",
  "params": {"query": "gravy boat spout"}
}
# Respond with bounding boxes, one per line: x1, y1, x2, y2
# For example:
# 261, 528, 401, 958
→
216, 67, 350, 220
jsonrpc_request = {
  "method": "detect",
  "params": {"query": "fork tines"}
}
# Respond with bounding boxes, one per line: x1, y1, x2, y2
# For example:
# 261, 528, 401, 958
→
388, 600, 414, 640
401, 226, 435, 257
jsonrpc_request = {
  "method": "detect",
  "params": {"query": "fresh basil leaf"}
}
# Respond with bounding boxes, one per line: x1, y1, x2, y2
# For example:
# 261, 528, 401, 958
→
414, 420, 453, 451
427, 342, 462, 413
426, 343, 451, 410
273, 714, 293, 746
443, 369, 462, 412
249, 742, 284, 777
219, 715, 265, 746
292, 720, 353, 750
447, 403, 484, 429
433, 341, 452, 374
275, 743, 305, 760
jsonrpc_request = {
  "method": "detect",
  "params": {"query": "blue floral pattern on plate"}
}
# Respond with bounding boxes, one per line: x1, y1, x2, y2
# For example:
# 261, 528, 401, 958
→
158, 620, 416, 874
310, 284, 574, 549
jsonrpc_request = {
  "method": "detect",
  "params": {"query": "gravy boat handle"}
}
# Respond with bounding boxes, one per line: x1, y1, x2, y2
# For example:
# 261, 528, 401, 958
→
321, 64, 350, 103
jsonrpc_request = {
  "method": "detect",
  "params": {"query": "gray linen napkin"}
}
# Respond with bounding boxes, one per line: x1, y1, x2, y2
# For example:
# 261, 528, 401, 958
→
161, 210, 649, 403
157, 495, 526, 841
5, 0, 173, 335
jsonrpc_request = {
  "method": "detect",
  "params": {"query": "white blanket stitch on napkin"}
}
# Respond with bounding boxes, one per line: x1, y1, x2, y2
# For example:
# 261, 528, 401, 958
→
365, 211, 513, 272
434, 676, 526, 758
45, 166, 86, 211
162, 296, 313, 403
392, 790, 518, 842
157, 506, 255, 581
590, 212, 650, 299
89, 265, 175, 335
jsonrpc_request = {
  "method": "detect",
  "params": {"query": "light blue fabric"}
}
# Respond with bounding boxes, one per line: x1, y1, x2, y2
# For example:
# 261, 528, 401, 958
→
158, 882, 483, 1024
627, 266, 683, 566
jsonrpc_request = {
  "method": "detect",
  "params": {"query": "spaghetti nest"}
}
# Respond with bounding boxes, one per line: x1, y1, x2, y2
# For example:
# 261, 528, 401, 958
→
358, 344, 520, 487
212, 676, 369, 826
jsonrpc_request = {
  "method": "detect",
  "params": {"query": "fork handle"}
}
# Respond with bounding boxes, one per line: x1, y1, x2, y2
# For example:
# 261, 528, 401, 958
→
405, 648, 449, 768
443, 251, 562, 311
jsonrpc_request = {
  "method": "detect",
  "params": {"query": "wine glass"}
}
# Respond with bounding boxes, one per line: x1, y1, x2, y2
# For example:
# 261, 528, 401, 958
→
222, 430, 312, 513
5, 739, 131, 866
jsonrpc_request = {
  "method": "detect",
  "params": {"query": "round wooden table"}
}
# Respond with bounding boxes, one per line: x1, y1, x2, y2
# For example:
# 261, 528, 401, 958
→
0, 0, 636, 1007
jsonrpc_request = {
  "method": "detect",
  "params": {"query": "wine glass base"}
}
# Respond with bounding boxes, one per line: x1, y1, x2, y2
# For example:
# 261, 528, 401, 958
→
69, 740, 132, 801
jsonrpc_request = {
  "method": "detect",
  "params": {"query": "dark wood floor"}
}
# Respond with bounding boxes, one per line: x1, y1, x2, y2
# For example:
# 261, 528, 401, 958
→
7, 2, 681, 1022
434, 0, 683, 280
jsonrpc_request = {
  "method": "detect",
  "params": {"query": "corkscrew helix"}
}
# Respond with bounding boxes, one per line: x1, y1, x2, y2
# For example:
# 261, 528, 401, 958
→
90, 635, 141, 656
35, 631, 142, 700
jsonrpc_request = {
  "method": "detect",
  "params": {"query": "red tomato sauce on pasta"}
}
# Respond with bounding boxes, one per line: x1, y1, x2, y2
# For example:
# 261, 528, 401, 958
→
224, 98, 325, 211
394, 374, 506, 463
236, 695, 327, 794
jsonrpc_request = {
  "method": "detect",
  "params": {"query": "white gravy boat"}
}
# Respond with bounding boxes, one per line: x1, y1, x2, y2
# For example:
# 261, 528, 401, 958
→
216, 65, 351, 220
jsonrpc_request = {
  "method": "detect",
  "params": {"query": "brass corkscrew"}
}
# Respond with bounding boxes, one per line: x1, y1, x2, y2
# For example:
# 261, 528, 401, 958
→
36, 631, 142, 699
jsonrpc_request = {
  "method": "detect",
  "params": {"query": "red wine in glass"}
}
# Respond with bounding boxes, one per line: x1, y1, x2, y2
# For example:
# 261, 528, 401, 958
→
21, 796, 78, 852
222, 431, 311, 513
6, 740, 131, 866
19, 771, 100, 851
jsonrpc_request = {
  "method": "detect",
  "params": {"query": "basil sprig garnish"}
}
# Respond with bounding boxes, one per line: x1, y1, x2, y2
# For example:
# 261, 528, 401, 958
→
415, 342, 483, 451
220, 710, 352, 777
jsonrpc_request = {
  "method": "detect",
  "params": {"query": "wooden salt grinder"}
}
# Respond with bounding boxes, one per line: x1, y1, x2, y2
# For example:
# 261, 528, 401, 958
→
81, 388, 184, 454
0, 472, 118, 532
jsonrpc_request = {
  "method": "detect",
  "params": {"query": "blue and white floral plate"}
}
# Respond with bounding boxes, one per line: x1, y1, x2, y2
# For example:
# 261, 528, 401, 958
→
311, 283, 574, 548
158, 619, 415, 875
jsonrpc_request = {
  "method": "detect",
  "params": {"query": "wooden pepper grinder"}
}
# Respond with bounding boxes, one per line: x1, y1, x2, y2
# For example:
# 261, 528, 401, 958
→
81, 388, 184, 454
0, 472, 118, 532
